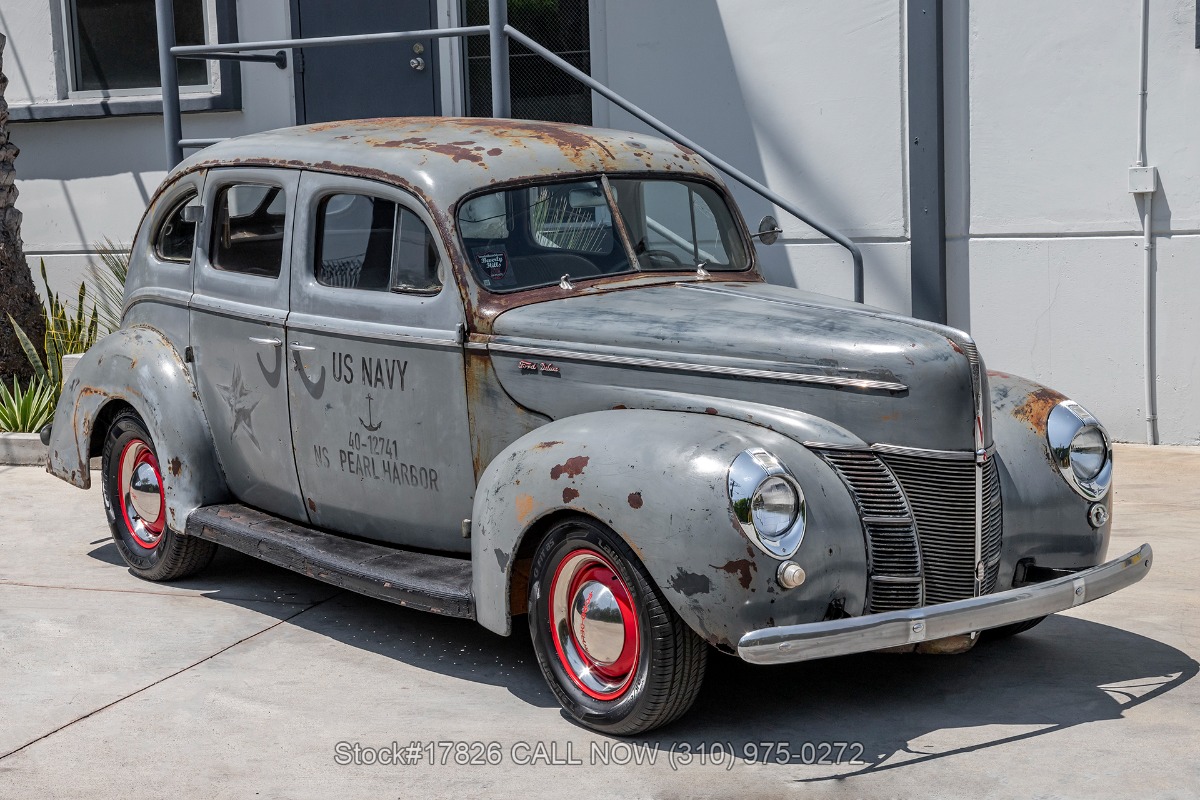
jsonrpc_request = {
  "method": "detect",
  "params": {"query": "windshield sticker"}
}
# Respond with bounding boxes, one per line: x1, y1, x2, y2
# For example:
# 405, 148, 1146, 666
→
474, 247, 509, 284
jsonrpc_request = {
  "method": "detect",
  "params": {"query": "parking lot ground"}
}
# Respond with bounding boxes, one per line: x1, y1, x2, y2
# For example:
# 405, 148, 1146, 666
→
0, 443, 1197, 799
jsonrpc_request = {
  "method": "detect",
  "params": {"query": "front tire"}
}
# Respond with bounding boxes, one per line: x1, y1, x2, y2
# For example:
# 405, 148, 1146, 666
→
528, 516, 707, 735
101, 410, 216, 581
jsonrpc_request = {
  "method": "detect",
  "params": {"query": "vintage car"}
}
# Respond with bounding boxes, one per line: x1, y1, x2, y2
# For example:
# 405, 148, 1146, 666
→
45, 117, 1151, 735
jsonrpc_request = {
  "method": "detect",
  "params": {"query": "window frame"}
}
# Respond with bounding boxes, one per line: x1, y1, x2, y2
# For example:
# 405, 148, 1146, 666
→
209, 181, 289, 280
312, 189, 444, 297
153, 190, 201, 264
8, 0, 241, 121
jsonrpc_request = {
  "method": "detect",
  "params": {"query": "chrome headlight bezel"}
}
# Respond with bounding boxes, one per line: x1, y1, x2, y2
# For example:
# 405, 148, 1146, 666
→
728, 448, 807, 558
1047, 400, 1112, 500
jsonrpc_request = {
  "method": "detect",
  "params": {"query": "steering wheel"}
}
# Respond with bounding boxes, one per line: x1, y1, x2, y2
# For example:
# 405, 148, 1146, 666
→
639, 249, 684, 268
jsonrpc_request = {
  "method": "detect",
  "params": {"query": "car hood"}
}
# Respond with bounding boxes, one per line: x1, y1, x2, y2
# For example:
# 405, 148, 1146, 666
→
487, 281, 985, 452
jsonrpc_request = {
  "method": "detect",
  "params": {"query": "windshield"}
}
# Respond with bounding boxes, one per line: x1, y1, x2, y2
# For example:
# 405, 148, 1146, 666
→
457, 176, 750, 293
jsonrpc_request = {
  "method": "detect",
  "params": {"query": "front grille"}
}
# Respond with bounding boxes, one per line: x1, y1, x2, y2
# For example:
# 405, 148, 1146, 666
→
820, 451, 922, 612
981, 456, 1003, 591
880, 453, 994, 603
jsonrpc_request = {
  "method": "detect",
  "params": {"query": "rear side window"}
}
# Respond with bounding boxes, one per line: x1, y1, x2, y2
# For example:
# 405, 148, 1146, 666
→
155, 191, 198, 263
315, 193, 441, 295
211, 184, 287, 278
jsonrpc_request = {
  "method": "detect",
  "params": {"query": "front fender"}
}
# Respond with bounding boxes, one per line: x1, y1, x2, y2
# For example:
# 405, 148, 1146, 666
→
471, 409, 866, 651
47, 326, 231, 533
989, 371, 1111, 586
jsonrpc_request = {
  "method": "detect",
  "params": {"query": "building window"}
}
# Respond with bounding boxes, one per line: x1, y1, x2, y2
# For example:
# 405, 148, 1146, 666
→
65, 0, 209, 94
462, 0, 592, 124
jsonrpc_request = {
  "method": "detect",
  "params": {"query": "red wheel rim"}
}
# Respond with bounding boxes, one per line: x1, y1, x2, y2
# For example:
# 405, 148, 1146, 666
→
117, 439, 166, 549
548, 548, 640, 700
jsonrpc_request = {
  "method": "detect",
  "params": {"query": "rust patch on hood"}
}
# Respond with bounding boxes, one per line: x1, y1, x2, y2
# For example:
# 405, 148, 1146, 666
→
712, 559, 755, 590
562, 487, 580, 503
627, 491, 643, 509
533, 440, 563, 450
1013, 386, 1068, 433
550, 455, 589, 480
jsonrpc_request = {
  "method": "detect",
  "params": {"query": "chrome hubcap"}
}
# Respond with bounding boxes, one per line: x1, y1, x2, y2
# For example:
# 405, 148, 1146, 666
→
549, 549, 640, 700
570, 579, 626, 666
119, 440, 165, 548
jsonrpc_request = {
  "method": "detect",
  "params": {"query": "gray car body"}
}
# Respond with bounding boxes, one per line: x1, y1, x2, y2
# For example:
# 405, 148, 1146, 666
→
46, 118, 1110, 653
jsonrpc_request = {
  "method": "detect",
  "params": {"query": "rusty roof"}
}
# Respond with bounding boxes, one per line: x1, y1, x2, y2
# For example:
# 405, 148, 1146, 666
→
179, 117, 722, 204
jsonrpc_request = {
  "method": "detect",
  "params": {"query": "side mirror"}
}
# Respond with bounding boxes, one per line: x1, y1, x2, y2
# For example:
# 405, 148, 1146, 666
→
755, 215, 781, 246
181, 203, 204, 224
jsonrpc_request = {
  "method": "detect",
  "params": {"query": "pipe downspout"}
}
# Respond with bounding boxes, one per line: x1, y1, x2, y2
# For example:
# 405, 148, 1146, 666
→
1135, 0, 1159, 445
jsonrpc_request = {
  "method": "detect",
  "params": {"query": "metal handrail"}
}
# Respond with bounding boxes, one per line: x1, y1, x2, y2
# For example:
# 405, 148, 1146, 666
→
154, 4, 865, 302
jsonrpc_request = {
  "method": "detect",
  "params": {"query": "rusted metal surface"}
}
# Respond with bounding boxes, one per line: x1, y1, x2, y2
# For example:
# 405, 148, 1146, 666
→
471, 409, 867, 651
46, 326, 231, 532
987, 370, 1111, 586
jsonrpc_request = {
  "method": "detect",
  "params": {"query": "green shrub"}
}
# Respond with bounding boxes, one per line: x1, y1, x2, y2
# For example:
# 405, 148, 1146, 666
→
0, 375, 57, 433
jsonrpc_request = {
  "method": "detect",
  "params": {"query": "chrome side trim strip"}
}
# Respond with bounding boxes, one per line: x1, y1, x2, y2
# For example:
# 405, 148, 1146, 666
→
124, 287, 192, 314
286, 315, 460, 348
738, 544, 1153, 665
486, 342, 908, 393
190, 294, 287, 325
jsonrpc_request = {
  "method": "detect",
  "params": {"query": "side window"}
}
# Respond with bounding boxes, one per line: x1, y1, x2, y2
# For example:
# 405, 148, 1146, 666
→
315, 194, 396, 290
315, 193, 441, 295
155, 191, 198, 263
211, 183, 287, 278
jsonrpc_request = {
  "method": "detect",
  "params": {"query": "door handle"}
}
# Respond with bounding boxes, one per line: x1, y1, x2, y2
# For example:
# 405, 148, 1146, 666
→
248, 336, 282, 347
289, 342, 317, 352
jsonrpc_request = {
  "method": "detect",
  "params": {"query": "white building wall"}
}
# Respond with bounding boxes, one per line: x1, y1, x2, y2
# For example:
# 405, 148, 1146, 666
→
593, 0, 913, 313
2, 1, 297, 297
962, 0, 1200, 444
3, 0, 1197, 442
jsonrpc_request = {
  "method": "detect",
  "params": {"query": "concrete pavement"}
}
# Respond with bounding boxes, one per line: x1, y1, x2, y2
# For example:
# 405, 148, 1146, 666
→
0, 444, 1197, 798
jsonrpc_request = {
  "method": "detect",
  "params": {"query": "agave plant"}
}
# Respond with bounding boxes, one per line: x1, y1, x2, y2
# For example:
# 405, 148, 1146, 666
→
8, 260, 100, 390
0, 375, 57, 433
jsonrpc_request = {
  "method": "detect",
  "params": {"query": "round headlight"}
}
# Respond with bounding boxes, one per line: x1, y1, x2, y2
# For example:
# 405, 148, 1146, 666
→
751, 475, 799, 538
729, 448, 807, 558
1047, 400, 1112, 500
1070, 426, 1107, 482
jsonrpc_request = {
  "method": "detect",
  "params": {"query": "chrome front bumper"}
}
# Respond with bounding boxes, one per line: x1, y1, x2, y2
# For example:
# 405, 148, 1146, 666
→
738, 544, 1153, 665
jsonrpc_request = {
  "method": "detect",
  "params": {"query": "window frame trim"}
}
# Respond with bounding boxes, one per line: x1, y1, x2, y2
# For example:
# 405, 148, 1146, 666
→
311, 188, 445, 297
8, 0, 241, 122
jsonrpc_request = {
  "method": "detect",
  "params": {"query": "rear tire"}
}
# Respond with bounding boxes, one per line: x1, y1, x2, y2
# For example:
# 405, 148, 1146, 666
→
528, 516, 707, 735
101, 410, 216, 581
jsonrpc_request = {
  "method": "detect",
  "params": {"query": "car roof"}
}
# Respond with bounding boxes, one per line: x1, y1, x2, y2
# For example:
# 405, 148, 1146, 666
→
177, 117, 722, 207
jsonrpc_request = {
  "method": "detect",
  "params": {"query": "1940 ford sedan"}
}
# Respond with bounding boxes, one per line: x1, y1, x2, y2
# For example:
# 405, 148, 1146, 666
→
46, 118, 1152, 734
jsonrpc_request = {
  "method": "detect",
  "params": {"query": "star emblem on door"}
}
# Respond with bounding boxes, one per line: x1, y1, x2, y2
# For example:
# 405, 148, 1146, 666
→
216, 363, 262, 450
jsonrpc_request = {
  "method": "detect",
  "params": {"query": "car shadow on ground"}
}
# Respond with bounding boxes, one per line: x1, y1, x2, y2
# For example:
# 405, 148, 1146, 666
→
90, 541, 1198, 774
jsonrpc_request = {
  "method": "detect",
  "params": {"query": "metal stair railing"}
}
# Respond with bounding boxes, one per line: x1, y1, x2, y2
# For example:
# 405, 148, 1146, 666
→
153, 0, 864, 302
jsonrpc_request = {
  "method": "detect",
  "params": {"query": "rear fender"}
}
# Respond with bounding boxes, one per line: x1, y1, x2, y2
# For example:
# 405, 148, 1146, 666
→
47, 326, 230, 532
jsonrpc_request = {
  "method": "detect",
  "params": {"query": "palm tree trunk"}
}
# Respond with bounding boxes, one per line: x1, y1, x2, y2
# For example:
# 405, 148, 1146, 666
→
0, 32, 47, 386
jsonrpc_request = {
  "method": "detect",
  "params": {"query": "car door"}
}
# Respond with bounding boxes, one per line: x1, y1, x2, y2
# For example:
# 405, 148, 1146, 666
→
286, 172, 474, 552
191, 168, 307, 521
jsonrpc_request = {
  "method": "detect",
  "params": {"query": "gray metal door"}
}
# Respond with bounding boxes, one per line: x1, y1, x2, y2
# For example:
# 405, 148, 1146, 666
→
294, 0, 438, 124
286, 172, 474, 552
191, 167, 307, 522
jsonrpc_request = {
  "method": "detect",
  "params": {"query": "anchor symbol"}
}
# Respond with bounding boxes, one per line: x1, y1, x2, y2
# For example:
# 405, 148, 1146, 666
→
359, 394, 383, 431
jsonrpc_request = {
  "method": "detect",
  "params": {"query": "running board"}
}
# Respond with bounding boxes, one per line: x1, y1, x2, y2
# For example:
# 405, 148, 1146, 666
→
186, 504, 474, 619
